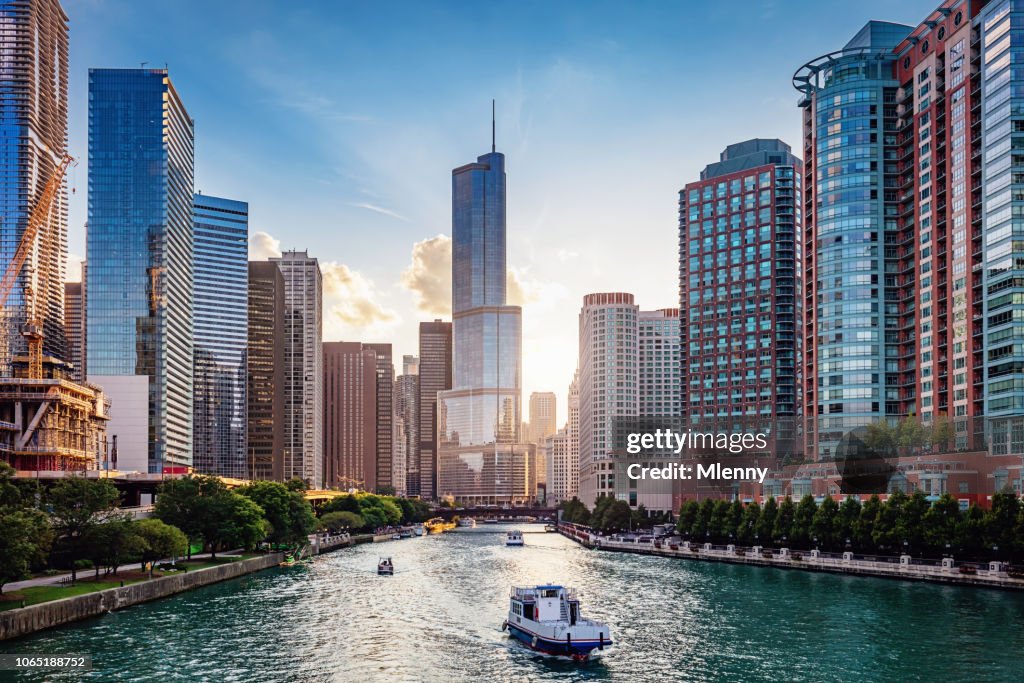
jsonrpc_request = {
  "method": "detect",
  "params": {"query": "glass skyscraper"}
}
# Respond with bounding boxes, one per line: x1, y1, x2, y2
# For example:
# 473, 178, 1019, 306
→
192, 194, 248, 478
87, 68, 195, 473
437, 138, 533, 505
0, 0, 69, 374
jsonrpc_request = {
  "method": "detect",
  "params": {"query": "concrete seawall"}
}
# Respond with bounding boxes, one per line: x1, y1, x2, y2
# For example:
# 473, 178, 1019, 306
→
559, 528, 1024, 591
0, 553, 283, 641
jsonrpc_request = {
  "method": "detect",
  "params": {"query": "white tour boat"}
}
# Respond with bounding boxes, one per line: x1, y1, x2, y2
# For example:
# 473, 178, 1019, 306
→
502, 585, 612, 660
377, 557, 394, 576
506, 529, 524, 546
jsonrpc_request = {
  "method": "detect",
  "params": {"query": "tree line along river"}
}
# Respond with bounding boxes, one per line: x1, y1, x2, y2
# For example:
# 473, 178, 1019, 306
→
2, 525, 1023, 682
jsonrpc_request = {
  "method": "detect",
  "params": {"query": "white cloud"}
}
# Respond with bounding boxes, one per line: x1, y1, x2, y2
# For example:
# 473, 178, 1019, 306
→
322, 261, 400, 339
400, 234, 452, 317
66, 253, 84, 282
352, 202, 407, 222
249, 231, 282, 260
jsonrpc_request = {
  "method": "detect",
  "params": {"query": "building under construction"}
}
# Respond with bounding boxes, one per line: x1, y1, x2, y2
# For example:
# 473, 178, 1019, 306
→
0, 355, 109, 471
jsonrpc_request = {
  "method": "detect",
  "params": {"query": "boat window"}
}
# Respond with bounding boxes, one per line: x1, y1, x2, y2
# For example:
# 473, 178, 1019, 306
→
543, 589, 557, 597
523, 604, 534, 620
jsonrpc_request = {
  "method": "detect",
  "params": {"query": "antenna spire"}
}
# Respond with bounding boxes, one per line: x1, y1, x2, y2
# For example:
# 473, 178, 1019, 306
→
491, 99, 496, 153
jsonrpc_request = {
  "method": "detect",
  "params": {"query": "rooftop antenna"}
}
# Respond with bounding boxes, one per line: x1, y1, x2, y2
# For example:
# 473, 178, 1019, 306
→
491, 99, 496, 153
140, 61, 148, 69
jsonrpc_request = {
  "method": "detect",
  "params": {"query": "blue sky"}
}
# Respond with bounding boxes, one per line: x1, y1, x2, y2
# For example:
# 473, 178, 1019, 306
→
65, 0, 937, 417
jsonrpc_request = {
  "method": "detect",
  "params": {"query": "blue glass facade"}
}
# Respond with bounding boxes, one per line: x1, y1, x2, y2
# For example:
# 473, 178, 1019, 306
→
0, 0, 69, 373
438, 148, 531, 503
192, 194, 248, 477
87, 69, 195, 471
795, 22, 912, 460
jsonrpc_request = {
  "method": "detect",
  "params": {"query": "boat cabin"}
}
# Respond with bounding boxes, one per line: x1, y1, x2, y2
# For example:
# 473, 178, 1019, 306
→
510, 585, 580, 624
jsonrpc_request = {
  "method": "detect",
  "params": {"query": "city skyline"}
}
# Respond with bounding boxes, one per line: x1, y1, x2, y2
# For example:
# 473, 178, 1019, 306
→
60, 0, 939, 416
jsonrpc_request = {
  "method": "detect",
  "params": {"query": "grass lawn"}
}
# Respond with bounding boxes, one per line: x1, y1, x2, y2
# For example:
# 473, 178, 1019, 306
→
0, 577, 147, 612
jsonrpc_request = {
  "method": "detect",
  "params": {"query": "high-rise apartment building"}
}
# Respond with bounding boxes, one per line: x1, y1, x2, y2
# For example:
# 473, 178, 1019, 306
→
63, 282, 84, 381
528, 392, 558, 444
0, 0, 69, 374
577, 293, 639, 507
87, 68, 194, 473
192, 194, 248, 478
247, 261, 286, 481
568, 371, 580, 498
639, 309, 683, 418
323, 342, 377, 490
272, 250, 323, 488
364, 343, 394, 492
678, 140, 802, 437
418, 319, 452, 499
437, 135, 534, 505
394, 356, 418, 498
794, 3, 1018, 458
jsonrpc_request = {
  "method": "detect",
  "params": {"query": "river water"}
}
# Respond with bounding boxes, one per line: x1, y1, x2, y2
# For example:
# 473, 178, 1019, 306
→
3, 524, 1023, 682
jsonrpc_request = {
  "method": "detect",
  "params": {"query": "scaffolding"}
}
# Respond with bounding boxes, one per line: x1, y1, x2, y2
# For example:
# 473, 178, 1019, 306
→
0, 355, 109, 471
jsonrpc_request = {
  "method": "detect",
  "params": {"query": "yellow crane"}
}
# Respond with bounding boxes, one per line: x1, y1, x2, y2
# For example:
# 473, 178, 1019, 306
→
0, 154, 75, 379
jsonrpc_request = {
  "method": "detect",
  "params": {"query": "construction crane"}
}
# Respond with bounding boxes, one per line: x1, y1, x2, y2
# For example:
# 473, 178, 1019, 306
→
0, 154, 75, 379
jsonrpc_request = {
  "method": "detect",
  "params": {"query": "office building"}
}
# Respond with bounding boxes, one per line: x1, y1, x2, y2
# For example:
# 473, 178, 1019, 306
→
394, 357, 418, 497
678, 139, 801, 441
272, 250, 323, 488
528, 392, 558, 444
436, 130, 534, 505
544, 427, 574, 505
0, 0, 69, 375
639, 309, 683, 417
418, 319, 452, 499
323, 342, 377, 491
87, 68, 194, 473
247, 261, 286, 481
364, 343, 394, 492
63, 281, 84, 381
191, 194, 248, 478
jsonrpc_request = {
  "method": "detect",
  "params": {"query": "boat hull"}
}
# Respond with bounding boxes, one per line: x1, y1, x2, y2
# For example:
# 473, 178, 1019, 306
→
507, 623, 610, 659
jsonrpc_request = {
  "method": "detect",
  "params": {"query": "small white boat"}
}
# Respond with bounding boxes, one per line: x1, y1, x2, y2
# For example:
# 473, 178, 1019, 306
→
506, 530, 524, 546
483, 517, 499, 524
502, 585, 611, 660
377, 557, 394, 575
392, 533, 401, 541
413, 525, 425, 537
458, 518, 476, 528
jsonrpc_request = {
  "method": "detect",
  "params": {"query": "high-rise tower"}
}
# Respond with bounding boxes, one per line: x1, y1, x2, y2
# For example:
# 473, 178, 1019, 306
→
0, 0, 69, 373
87, 68, 194, 473
436, 108, 534, 504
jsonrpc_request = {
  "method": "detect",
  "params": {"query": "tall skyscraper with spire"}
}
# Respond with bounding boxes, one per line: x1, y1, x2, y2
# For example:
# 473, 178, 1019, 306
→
436, 105, 534, 505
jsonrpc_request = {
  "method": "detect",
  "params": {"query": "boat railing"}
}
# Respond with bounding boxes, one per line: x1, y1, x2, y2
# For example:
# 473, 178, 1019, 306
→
509, 586, 578, 601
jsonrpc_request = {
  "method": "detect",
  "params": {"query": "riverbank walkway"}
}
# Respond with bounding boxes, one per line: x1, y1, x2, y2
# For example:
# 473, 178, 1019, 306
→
559, 524, 1024, 591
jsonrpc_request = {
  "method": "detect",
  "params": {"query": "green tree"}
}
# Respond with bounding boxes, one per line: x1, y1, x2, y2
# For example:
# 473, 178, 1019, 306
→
237, 480, 316, 544
153, 476, 216, 558
676, 500, 699, 537
135, 519, 188, 577
958, 504, 986, 560
836, 496, 862, 550
773, 497, 795, 545
285, 478, 307, 493
738, 502, 761, 545
985, 490, 1021, 561
47, 475, 121, 583
598, 500, 633, 533
855, 495, 882, 552
922, 493, 961, 556
194, 491, 267, 557
897, 491, 929, 554
810, 496, 839, 551
319, 510, 363, 531
84, 515, 141, 577
872, 490, 906, 553
691, 499, 715, 540
0, 463, 52, 593
558, 497, 591, 526
791, 495, 817, 549
320, 494, 362, 516
708, 500, 730, 543
0, 508, 51, 593
757, 497, 778, 543
725, 500, 744, 543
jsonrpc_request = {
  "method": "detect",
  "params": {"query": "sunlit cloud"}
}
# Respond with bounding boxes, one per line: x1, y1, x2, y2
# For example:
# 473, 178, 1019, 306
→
66, 253, 84, 282
322, 261, 400, 339
249, 231, 282, 260
400, 234, 452, 317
